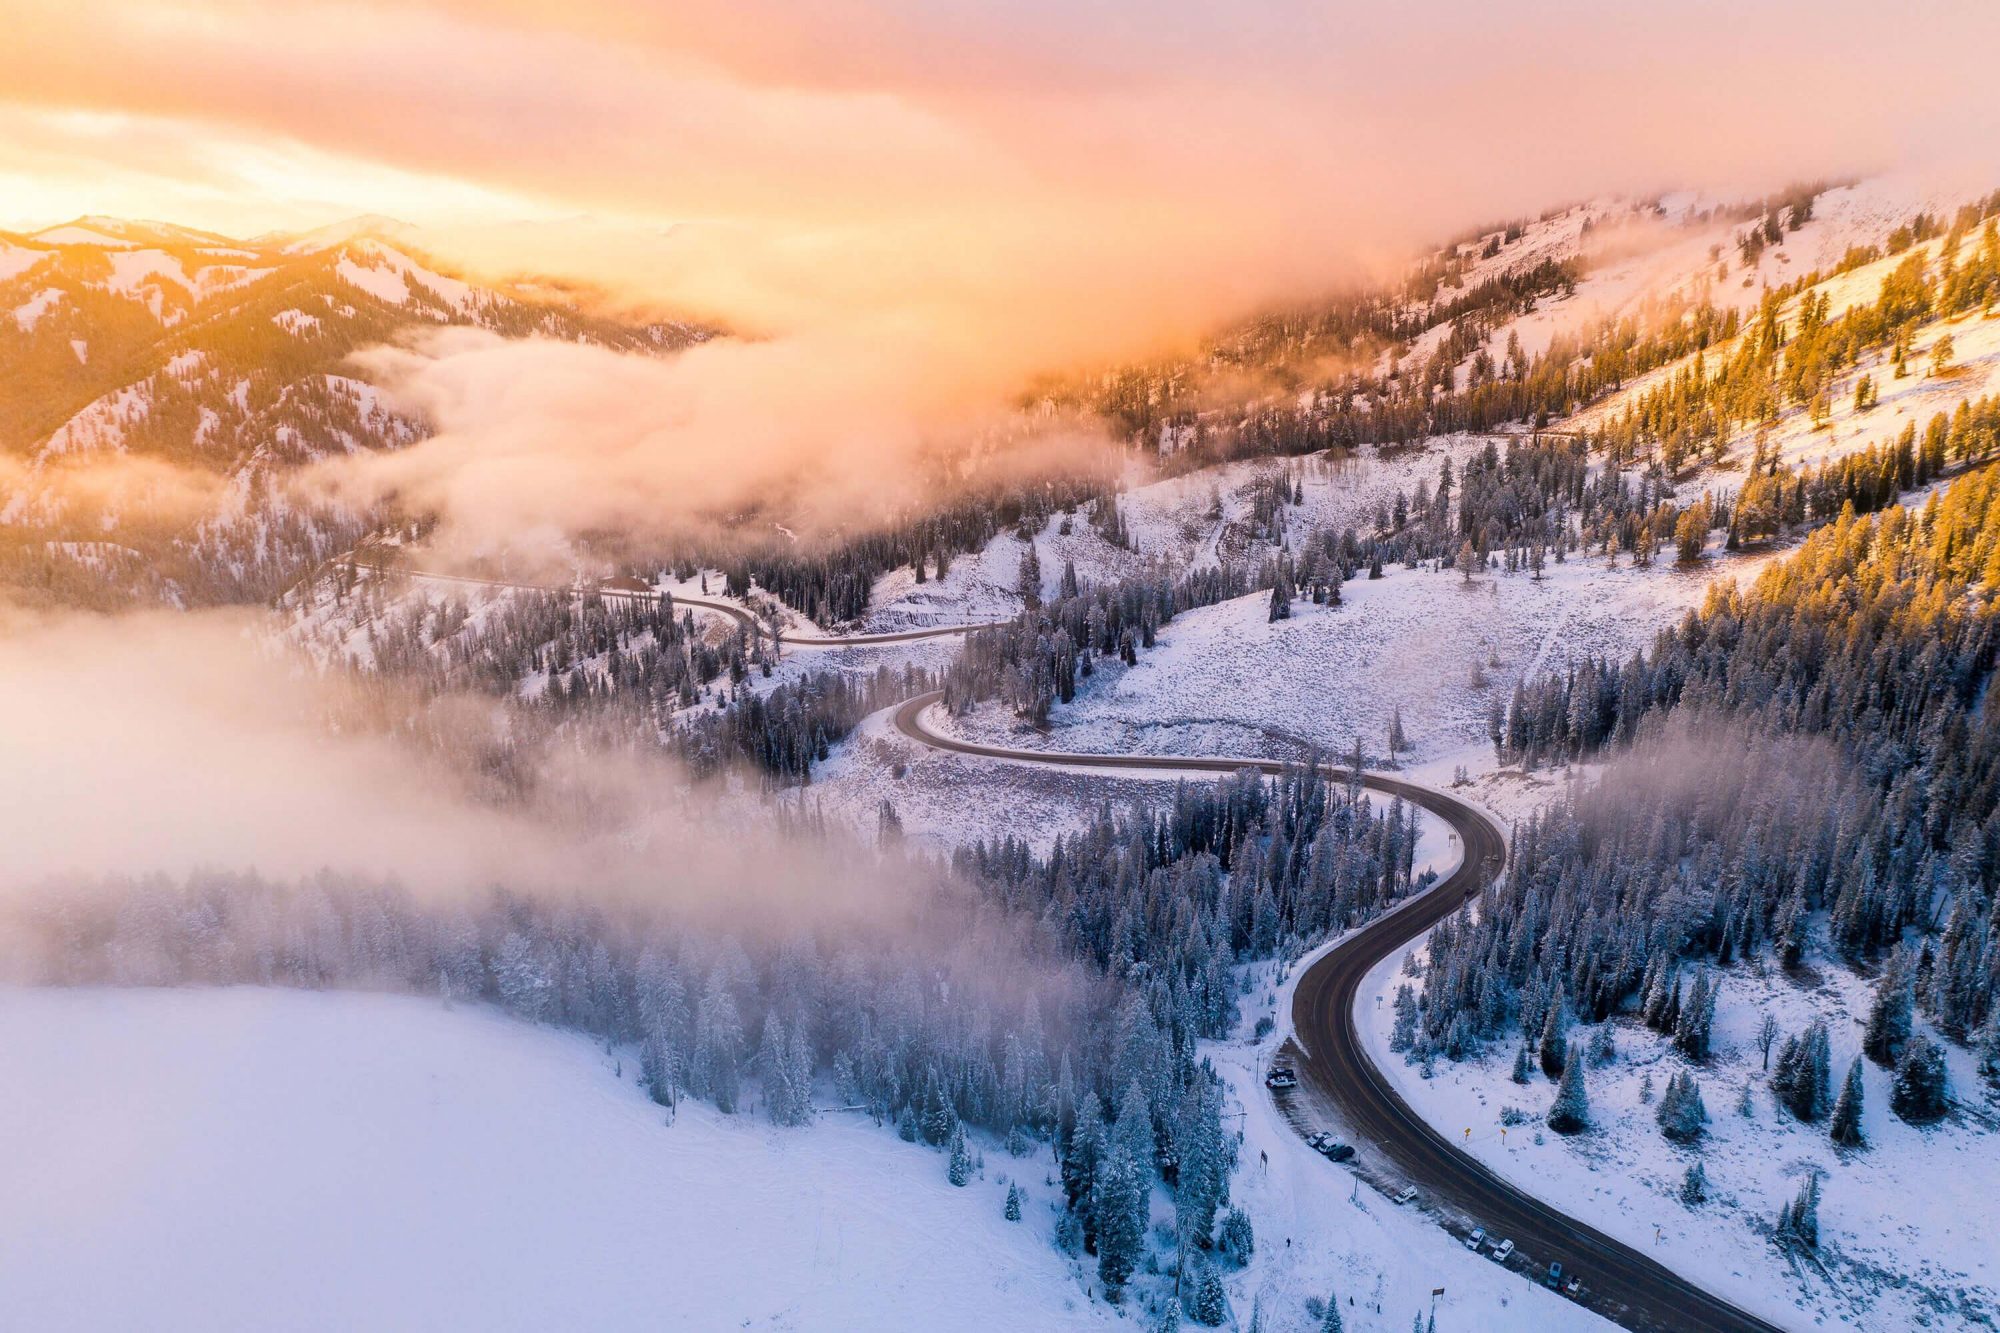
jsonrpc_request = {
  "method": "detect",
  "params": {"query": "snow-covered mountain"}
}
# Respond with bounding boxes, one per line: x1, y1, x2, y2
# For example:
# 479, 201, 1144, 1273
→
0, 217, 708, 605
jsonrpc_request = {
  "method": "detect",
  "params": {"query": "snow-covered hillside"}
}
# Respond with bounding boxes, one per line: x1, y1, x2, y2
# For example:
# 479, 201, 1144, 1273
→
0, 987, 1115, 1333
1359, 923, 2000, 1331
0, 217, 710, 604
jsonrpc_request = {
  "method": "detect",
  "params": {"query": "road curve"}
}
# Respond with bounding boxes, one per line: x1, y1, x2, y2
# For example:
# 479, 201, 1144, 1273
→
335, 559, 1003, 647
891, 690, 1786, 1333
316, 552, 1783, 1333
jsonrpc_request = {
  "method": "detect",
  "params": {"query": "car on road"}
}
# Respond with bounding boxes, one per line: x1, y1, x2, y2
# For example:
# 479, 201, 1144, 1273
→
1544, 1262, 1564, 1289
1489, 1238, 1515, 1263
1465, 1227, 1486, 1252
1306, 1132, 1355, 1161
1265, 1066, 1298, 1090
1392, 1185, 1418, 1206
1563, 1275, 1583, 1299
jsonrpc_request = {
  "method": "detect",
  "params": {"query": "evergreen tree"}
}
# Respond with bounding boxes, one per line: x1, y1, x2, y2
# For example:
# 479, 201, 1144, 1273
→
1656, 1070, 1708, 1143
1776, 1176, 1821, 1250
1863, 950, 1915, 1067
1093, 1082, 1151, 1301
948, 1121, 974, 1187
1680, 1161, 1708, 1206
1511, 1044, 1532, 1084
1890, 1033, 1951, 1124
1829, 1058, 1867, 1147
1063, 1091, 1106, 1250
1183, 1249, 1229, 1326
1217, 1207, 1255, 1266
1772, 1021, 1832, 1122
1539, 990, 1569, 1079
1547, 1041, 1591, 1134
1004, 1183, 1023, 1221
1319, 1289, 1344, 1333
1268, 580, 1291, 622
1018, 541, 1043, 609
1674, 971, 1717, 1062
1390, 985, 1419, 1052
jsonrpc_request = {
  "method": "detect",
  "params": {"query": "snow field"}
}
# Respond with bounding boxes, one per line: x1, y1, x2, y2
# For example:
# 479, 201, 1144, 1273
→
0, 987, 1115, 1333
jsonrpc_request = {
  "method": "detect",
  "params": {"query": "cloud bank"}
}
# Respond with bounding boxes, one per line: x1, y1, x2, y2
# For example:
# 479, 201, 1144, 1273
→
8, 0, 2000, 553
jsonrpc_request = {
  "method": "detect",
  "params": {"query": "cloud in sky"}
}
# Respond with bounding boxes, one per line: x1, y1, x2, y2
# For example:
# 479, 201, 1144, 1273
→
8, 0, 2000, 555
8, 0, 1998, 341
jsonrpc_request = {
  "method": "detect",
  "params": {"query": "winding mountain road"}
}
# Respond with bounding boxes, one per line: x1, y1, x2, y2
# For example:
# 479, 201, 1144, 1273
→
330, 555, 1784, 1332
336, 559, 1002, 647
890, 691, 1787, 1333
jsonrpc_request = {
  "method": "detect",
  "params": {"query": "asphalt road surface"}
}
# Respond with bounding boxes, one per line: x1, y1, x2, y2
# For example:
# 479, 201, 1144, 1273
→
891, 690, 1787, 1333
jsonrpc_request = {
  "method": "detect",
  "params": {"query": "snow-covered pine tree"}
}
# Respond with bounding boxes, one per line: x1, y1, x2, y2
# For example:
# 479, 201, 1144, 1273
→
1863, 948, 1915, 1067
1547, 1041, 1590, 1134
1390, 985, 1418, 1052
1511, 1044, 1532, 1084
1217, 1207, 1254, 1266
1539, 988, 1569, 1079
1183, 1248, 1229, 1326
757, 1016, 789, 1123
1890, 1032, 1951, 1124
948, 1121, 974, 1186
1680, 1161, 1708, 1206
1004, 1183, 1022, 1221
1590, 1024, 1616, 1065
1829, 1057, 1867, 1147
1018, 542, 1043, 609
1772, 1020, 1832, 1122
1093, 1083, 1151, 1301
1062, 1091, 1106, 1250
1656, 1070, 1708, 1143
1776, 1175, 1821, 1250
1173, 1077, 1229, 1245
1673, 971, 1717, 1062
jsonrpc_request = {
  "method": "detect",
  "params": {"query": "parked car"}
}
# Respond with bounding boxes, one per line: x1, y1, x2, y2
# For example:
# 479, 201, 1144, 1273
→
1393, 1185, 1418, 1206
1319, 1140, 1355, 1162
1544, 1262, 1564, 1289
1489, 1238, 1515, 1263
1265, 1066, 1298, 1090
1465, 1227, 1486, 1252
1563, 1275, 1583, 1299
1306, 1132, 1333, 1152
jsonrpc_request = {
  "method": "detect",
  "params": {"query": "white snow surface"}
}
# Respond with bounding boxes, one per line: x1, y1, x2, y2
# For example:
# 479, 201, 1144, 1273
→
13, 286, 63, 330
943, 550, 1734, 770
335, 253, 411, 304
1357, 936, 2000, 1331
0, 986, 1116, 1333
0, 241, 48, 282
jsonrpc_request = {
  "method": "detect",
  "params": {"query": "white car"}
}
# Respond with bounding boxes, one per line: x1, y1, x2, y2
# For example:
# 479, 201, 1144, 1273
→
1393, 1185, 1418, 1206
1490, 1238, 1516, 1263
1465, 1226, 1486, 1252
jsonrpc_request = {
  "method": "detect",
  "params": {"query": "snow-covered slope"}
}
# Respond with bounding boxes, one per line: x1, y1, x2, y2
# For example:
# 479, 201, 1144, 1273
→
0, 987, 1115, 1333
1358, 919, 2000, 1331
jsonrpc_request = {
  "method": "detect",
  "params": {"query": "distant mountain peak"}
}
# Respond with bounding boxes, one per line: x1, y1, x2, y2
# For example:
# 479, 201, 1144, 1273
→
268, 214, 420, 255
